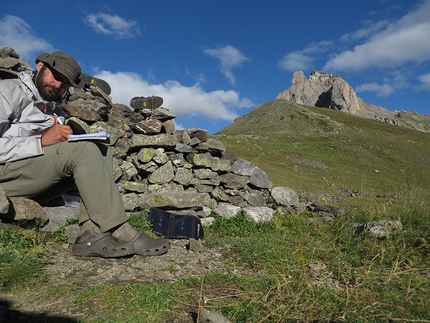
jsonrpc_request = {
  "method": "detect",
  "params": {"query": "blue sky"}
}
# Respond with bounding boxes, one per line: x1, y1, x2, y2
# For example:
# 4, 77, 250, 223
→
2, 0, 430, 134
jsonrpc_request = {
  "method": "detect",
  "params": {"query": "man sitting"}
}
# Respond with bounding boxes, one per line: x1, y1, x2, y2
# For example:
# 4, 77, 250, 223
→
0, 51, 169, 258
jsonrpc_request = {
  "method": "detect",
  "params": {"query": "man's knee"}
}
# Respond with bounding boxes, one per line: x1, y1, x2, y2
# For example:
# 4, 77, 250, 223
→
69, 141, 99, 155
51, 141, 103, 166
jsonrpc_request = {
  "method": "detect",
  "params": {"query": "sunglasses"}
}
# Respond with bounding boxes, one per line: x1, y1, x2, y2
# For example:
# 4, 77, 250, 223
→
47, 65, 71, 87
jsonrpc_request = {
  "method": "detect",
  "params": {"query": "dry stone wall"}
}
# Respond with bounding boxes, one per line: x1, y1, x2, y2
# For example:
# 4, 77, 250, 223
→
62, 85, 298, 222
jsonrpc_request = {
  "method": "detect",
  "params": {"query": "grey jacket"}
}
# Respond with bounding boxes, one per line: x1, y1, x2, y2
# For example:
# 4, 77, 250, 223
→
0, 71, 55, 164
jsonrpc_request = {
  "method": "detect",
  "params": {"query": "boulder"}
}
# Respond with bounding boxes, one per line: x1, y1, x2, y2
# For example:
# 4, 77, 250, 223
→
271, 187, 300, 207
8, 197, 48, 227
243, 206, 274, 223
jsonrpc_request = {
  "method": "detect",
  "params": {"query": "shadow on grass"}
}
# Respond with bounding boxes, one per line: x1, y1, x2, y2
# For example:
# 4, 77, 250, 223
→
0, 299, 79, 323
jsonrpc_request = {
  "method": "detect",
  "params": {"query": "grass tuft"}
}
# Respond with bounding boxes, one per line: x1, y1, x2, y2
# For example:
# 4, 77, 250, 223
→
0, 228, 46, 291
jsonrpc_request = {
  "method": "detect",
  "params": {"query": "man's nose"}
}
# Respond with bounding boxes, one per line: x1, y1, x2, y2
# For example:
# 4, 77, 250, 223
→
54, 79, 68, 90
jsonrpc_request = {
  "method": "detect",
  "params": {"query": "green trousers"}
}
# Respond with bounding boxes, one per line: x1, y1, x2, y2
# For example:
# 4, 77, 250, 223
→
0, 141, 128, 232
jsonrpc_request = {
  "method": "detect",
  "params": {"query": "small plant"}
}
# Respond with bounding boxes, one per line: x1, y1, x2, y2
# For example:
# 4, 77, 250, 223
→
127, 212, 160, 238
163, 260, 186, 274
128, 212, 152, 231
205, 212, 260, 238
51, 218, 79, 243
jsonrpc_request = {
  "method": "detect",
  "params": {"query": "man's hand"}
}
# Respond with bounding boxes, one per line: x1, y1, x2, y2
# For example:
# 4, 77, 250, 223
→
41, 125, 73, 147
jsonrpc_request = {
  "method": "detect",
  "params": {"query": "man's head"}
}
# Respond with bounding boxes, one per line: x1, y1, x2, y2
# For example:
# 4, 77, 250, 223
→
34, 51, 83, 101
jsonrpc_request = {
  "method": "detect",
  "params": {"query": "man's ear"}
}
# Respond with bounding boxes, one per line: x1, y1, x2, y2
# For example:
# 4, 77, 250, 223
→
36, 62, 44, 71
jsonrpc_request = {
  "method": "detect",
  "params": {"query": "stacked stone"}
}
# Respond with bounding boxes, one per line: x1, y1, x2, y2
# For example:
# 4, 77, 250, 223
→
59, 85, 302, 223
0, 47, 33, 79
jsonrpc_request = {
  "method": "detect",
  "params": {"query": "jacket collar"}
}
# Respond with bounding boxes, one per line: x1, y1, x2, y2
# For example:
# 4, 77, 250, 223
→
18, 71, 43, 102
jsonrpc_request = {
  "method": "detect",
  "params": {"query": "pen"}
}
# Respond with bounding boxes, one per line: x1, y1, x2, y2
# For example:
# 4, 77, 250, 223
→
54, 113, 63, 125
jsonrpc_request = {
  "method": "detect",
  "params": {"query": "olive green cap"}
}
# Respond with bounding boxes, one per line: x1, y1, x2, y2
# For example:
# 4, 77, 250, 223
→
35, 51, 83, 87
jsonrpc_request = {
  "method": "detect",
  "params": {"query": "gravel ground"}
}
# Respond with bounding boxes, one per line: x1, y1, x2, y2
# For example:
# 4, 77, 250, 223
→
0, 238, 231, 323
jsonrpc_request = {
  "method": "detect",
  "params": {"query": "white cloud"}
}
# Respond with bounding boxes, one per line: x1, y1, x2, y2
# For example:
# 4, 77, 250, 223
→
278, 52, 314, 72
355, 82, 395, 97
417, 73, 430, 90
84, 13, 140, 39
173, 120, 185, 131
94, 70, 254, 121
278, 41, 331, 72
195, 73, 206, 83
301, 40, 333, 55
324, 0, 430, 71
0, 15, 53, 62
203, 45, 250, 85
340, 20, 390, 42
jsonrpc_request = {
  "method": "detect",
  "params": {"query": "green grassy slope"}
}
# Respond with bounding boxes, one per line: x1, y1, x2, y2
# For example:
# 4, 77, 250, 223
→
213, 100, 430, 208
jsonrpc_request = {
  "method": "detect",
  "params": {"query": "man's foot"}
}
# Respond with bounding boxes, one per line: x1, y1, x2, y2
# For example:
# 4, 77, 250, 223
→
72, 231, 134, 258
126, 229, 170, 256
81, 73, 111, 95
111, 222, 170, 256
130, 96, 163, 110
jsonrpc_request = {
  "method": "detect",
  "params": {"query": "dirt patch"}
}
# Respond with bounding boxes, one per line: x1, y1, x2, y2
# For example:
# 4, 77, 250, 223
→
1, 239, 231, 322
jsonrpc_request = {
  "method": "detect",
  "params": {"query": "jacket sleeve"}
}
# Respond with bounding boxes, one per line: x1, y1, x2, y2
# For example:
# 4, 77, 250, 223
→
0, 80, 54, 164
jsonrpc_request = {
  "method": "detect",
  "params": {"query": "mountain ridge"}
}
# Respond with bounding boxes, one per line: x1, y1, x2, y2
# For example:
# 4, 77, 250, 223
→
214, 99, 430, 208
276, 70, 430, 133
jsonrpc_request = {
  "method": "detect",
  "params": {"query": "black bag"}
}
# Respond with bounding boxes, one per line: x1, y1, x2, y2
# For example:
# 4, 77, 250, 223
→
149, 207, 204, 240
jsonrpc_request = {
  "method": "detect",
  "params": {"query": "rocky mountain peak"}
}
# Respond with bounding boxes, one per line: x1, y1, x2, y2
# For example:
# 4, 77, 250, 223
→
276, 70, 430, 133
278, 70, 374, 115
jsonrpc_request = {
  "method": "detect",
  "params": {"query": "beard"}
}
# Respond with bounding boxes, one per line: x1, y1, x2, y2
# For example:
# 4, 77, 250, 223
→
35, 66, 64, 101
